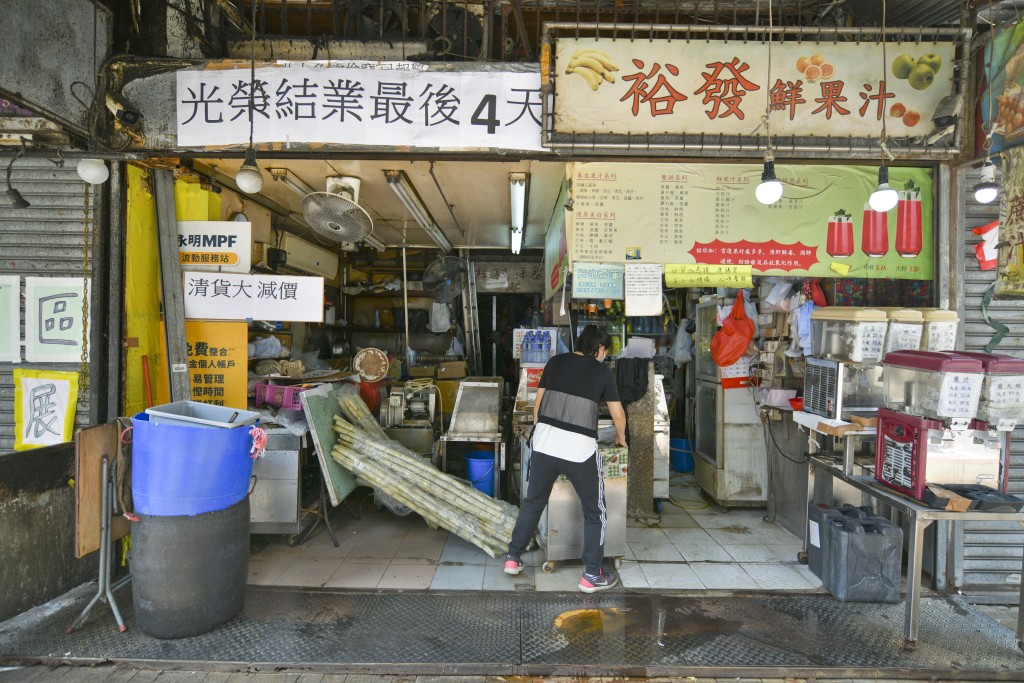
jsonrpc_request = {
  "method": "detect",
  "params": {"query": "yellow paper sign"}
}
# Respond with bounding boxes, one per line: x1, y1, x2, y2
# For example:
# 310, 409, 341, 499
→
664, 264, 753, 288
830, 262, 852, 276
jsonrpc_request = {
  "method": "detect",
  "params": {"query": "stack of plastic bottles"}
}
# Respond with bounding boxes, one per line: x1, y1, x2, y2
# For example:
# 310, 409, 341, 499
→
520, 331, 551, 364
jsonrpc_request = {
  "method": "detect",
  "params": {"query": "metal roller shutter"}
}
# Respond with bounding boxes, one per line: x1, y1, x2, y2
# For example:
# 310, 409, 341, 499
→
0, 157, 99, 453
957, 164, 1024, 592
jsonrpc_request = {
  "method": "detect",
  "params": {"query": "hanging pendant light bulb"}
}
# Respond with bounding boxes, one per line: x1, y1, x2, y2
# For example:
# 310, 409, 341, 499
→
755, 151, 783, 205
234, 0, 263, 195
974, 160, 999, 204
235, 147, 264, 194
76, 158, 109, 185
869, 165, 899, 212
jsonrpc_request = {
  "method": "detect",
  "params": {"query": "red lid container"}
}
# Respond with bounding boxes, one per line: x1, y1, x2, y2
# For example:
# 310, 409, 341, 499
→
950, 351, 1024, 375
882, 350, 984, 373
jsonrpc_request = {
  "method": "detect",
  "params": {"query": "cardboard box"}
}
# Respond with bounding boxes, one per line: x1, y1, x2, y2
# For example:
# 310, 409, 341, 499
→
436, 360, 467, 379
408, 365, 436, 378
435, 378, 462, 415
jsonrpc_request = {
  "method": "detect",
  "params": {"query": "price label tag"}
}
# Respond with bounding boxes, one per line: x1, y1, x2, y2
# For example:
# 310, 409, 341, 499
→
885, 322, 923, 353
853, 322, 887, 362
989, 377, 1024, 405
937, 373, 984, 417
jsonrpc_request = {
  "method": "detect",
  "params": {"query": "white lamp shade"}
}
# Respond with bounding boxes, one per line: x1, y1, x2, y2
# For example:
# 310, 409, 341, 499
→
975, 184, 999, 204
974, 162, 999, 204
755, 179, 783, 205
235, 148, 264, 194
76, 158, 109, 185
869, 184, 899, 212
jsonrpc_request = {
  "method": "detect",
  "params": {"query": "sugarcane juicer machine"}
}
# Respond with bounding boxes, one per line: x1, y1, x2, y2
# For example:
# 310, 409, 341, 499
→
379, 380, 439, 456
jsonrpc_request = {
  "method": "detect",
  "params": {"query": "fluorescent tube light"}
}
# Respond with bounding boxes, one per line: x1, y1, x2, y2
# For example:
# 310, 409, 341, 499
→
383, 170, 451, 253
268, 168, 316, 196
510, 226, 523, 254
363, 233, 386, 252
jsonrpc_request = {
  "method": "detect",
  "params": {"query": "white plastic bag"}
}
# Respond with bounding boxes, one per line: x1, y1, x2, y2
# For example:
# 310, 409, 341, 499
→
429, 302, 451, 333
669, 323, 693, 366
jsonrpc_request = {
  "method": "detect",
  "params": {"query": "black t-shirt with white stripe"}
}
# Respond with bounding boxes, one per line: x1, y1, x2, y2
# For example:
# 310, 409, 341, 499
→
533, 352, 620, 463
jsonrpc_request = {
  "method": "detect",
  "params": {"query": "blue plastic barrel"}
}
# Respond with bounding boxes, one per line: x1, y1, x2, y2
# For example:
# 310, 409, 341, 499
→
465, 450, 495, 496
132, 412, 256, 516
670, 438, 694, 473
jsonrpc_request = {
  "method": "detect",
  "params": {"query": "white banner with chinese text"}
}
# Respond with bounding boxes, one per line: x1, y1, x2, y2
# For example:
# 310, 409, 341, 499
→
177, 65, 542, 150
183, 272, 324, 322
554, 38, 954, 138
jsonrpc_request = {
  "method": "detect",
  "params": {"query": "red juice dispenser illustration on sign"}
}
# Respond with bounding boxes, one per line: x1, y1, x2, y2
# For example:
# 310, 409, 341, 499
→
895, 178, 923, 258
825, 208, 854, 257
861, 203, 889, 258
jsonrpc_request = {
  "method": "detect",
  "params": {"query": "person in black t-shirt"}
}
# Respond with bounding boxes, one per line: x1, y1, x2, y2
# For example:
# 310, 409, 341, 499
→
504, 325, 628, 592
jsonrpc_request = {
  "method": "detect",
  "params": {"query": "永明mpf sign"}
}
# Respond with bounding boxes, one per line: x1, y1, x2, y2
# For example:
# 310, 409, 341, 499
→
178, 221, 251, 273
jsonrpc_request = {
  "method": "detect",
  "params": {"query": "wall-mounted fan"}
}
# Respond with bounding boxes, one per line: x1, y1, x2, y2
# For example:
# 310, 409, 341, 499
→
301, 176, 373, 243
421, 255, 466, 303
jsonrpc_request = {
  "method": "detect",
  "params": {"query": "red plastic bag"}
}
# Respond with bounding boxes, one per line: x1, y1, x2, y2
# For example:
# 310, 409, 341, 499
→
710, 291, 756, 368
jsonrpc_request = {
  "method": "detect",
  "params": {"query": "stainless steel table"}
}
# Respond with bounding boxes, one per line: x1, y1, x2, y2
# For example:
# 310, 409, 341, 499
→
806, 455, 1024, 652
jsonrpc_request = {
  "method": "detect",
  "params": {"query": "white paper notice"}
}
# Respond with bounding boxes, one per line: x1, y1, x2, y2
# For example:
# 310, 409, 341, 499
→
182, 272, 324, 322
808, 520, 821, 548
624, 263, 663, 316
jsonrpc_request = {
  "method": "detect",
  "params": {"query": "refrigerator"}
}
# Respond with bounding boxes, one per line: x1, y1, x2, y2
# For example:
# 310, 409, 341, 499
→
693, 300, 768, 508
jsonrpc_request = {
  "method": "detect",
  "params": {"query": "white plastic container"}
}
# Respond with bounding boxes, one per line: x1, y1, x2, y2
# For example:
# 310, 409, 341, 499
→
953, 352, 1024, 430
877, 308, 923, 353
810, 308, 888, 363
882, 351, 984, 420
918, 309, 959, 351
145, 401, 260, 428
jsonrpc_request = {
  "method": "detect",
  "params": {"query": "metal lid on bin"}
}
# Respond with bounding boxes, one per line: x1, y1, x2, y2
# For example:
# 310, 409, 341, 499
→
876, 307, 924, 323
882, 350, 984, 373
810, 307, 888, 322
951, 351, 1024, 374
919, 308, 959, 322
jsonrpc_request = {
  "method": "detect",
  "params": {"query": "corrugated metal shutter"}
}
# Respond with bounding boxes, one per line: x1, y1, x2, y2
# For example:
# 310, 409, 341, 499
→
0, 157, 98, 453
957, 164, 1024, 591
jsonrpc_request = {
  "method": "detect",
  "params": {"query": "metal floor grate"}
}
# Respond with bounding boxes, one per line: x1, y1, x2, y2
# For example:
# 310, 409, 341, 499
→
0, 586, 1021, 678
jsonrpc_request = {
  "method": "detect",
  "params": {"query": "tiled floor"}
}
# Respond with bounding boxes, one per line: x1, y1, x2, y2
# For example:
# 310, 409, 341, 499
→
249, 474, 823, 593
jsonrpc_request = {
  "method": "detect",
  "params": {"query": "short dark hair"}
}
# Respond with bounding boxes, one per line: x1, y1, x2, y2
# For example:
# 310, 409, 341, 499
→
577, 324, 611, 358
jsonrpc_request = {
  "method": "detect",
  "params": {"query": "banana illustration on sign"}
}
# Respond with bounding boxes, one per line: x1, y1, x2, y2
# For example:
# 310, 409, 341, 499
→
565, 48, 618, 91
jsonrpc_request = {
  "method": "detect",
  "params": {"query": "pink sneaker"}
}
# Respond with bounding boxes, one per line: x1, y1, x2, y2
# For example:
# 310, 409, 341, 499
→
503, 556, 524, 575
579, 568, 619, 593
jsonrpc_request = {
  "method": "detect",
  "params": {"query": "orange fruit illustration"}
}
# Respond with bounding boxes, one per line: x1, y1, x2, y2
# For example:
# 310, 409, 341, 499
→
796, 56, 810, 73
804, 64, 822, 82
810, 53, 825, 66
819, 64, 834, 79
902, 110, 921, 127
890, 102, 906, 118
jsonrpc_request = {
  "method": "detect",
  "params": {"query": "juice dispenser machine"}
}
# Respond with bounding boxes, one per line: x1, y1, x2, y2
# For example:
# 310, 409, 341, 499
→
803, 308, 888, 421
875, 351, 1000, 500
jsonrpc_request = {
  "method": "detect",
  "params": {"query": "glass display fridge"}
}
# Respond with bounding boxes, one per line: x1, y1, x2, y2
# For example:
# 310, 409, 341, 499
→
693, 299, 768, 508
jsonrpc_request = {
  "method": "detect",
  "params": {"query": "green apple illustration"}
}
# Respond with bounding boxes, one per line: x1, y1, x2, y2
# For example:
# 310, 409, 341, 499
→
908, 63, 935, 90
917, 53, 942, 75
891, 54, 917, 79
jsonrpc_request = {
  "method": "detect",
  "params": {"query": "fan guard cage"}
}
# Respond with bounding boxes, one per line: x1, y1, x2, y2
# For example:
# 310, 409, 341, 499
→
301, 191, 373, 243
422, 256, 467, 303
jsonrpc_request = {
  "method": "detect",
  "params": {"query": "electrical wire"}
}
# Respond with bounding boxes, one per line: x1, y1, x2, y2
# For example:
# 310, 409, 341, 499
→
403, 376, 445, 435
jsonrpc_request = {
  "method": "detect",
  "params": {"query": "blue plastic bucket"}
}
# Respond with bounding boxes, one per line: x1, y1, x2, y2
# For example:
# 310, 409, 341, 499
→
465, 450, 495, 497
670, 438, 694, 473
132, 412, 257, 516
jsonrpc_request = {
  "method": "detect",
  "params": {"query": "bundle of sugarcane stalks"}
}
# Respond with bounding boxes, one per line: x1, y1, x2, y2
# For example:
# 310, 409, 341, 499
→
331, 394, 518, 558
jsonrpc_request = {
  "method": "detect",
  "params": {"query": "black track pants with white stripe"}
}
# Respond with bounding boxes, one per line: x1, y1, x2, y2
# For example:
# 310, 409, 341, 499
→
507, 450, 606, 576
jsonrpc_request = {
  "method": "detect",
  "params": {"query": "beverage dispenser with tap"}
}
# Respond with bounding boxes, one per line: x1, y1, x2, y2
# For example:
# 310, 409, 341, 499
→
875, 351, 999, 500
